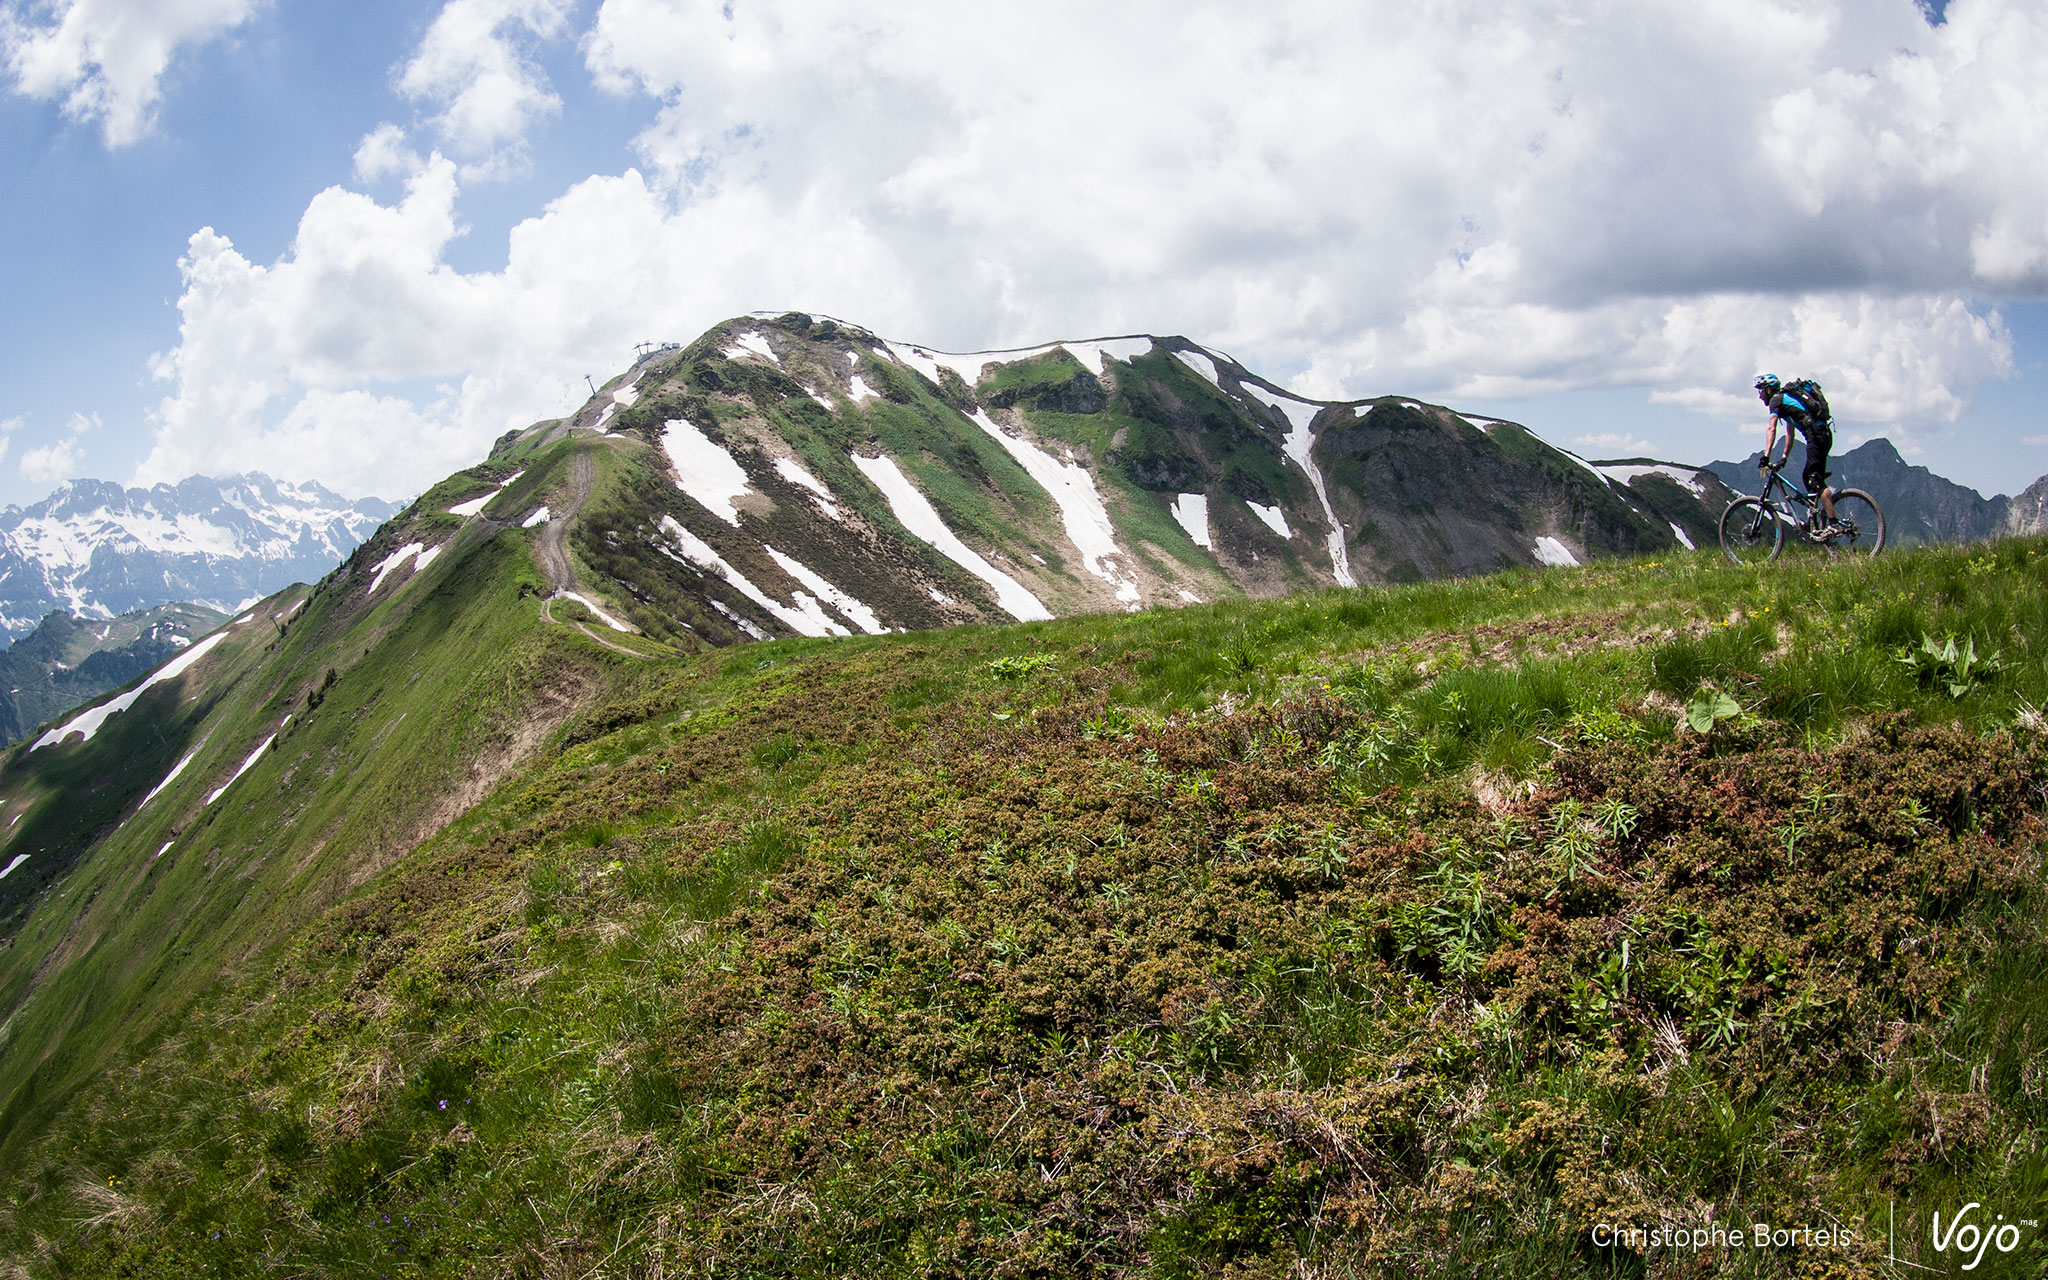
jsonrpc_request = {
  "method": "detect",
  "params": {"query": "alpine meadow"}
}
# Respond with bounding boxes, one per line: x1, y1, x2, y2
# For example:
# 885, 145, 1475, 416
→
0, 314, 2045, 1278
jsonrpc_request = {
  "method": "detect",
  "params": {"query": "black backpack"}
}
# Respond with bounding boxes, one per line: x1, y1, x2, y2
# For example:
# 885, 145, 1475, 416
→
1785, 378, 1831, 426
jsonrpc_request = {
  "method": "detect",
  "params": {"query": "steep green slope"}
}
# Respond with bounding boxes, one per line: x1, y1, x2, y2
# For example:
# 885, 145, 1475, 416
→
3, 535, 2044, 1276
0, 435, 669, 1173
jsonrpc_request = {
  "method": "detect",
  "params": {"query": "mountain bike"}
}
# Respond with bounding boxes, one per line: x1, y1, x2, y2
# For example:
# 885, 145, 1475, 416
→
1719, 462, 1885, 564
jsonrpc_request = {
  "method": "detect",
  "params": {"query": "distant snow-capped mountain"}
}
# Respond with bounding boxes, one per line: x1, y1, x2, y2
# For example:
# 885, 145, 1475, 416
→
0, 474, 399, 641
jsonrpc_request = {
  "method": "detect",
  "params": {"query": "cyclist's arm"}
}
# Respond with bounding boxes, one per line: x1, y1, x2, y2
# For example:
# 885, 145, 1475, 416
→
1763, 413, 1782, 469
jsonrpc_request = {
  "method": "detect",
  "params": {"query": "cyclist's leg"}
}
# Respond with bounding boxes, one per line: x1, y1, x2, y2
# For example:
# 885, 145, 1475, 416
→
1803, 425, 1835, 522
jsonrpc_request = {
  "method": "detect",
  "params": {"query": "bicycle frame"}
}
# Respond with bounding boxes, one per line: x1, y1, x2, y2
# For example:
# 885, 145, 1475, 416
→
1721, 465, 1885, 563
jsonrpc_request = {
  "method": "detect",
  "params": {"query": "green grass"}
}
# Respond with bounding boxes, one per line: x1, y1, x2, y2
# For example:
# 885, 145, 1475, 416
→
2, 538, 2047, 1276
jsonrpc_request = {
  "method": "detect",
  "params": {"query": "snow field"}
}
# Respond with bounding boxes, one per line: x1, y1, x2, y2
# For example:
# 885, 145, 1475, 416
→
657, 515, 872, 638
1172, 348, 1220, 385
139, 741, 207, 809
661, 420, 755, 526
1060, 337, 1154, 373
847, 454, 1053, 622
368, 543, 426, 593
772, 457, 843, 521
1598, 464, 1709, 499
205, 716, 287, 805
765, 548, 887, 634
1534, 537, 1581, 567
1669, 523, 1696, 550
522, 506, 551, 528
0, 853, 27, 881
724, 332, 779, 363
967, 409, 1140, 608
1238, 384, 1356, 588
553, 591, 632, 632
1170, 493, 1212, 549
1246, 502, 1292, 540
33, 630, 230, 750
709, 599, 769, 641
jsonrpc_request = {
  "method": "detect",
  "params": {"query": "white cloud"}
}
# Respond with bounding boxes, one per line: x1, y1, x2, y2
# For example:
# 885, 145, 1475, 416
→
2024, 434, 2048, 446
0, 414, 20, 469
396, 0, 572, 176
20, 436, 80, 486
136, 0, 2048, 498
352, 123, 421, 184
1, 0, 262, 147
1573, 433, 1655, 455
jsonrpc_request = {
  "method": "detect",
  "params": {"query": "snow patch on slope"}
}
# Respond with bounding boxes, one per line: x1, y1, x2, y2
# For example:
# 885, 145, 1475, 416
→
847, 375, 878, 404
1598, 463, 1709, 498
33, 630, 230, 750
661, 420, 754, 526
139, 740, 207, 810
554, 591, 632, 632
710, 599, 770, 640
848, 453, 1053, 622
205, 721, 285, 805
1062, 338, 1153, 373
0, 853, 26, 881
1238, 384, 1355, 587
1172, 349, 1220, 385
522, 506, 551, 528
1170, 493, 1212, 549
368, 543, 426, 592
1669, 522, 1696, 550
1246, 502, 1292, 540
765, 547, 887, 634
1534, 537, 1581, 567
773, 458, 843, 521
725, 332, 778, 363
967, 410, 1141, 608
660, 516, 858, 638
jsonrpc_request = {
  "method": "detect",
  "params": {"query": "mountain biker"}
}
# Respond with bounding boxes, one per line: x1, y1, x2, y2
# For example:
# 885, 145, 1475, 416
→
1755, 374, 1839, 532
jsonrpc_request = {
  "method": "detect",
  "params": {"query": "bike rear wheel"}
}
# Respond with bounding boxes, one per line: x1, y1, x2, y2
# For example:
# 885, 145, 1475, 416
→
1823, 489, 1885, 556
1719, 496, 1783, 564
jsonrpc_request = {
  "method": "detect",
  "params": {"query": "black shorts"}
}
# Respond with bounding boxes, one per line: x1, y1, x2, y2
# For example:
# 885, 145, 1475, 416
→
1802, 423, 1832, 495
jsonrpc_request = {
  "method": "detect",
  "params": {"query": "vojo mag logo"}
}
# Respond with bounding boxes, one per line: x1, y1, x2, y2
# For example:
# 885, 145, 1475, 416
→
1923, 1202, 2033, 1271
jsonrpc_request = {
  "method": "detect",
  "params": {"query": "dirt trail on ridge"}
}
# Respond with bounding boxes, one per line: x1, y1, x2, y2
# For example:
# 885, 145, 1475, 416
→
535, 449, 592, 595
532, 448, 658, 657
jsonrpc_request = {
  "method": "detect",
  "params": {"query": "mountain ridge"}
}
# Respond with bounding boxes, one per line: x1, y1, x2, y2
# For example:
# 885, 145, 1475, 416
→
0, 472, 398, 641
473, 312, 1741, 648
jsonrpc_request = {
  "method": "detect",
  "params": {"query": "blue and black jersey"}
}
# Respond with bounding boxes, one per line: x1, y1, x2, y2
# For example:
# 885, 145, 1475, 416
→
1768, 391, 1832, 490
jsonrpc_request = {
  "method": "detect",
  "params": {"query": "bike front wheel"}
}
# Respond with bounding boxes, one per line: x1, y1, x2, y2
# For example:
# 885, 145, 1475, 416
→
1824, 489, 1885, 556
1719, 496, 1784, 565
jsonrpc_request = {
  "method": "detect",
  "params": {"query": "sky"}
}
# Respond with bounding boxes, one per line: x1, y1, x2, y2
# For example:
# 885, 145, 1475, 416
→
1, 0, 2045, 507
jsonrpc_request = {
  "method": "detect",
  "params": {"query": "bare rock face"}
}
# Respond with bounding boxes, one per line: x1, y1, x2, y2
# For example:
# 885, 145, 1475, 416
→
2007, 474, 2048, 537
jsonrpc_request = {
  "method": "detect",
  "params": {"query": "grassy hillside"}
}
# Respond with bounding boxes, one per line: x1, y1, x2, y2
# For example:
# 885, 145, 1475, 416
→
3, 535, 2047, 1277
0, 436, 667, 1180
